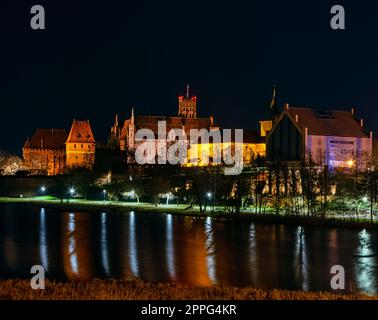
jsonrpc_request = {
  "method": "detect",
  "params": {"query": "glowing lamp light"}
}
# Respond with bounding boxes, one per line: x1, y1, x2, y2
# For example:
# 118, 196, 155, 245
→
363, 196, 368, 203
69, 188, 75, 195
347, 160, 354, 168
207, 192, 212, 199
40, 186, 46, 192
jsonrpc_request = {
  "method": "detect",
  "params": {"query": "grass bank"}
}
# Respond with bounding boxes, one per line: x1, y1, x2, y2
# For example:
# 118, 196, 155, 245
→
0, 197, 377, 230
0, 279, 376, 300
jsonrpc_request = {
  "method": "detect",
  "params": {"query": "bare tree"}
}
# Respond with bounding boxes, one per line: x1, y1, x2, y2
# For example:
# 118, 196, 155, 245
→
0, 151, 22, 175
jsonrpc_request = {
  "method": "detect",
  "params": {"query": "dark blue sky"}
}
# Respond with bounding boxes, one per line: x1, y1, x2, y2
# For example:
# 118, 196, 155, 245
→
1, 0, 378, 154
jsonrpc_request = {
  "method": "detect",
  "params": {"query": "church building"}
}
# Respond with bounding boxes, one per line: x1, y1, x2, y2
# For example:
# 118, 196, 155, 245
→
266, 104, 373, 169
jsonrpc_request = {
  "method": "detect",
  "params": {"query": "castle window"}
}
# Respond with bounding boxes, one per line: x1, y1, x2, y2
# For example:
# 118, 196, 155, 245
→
74, 144, 76, 148
81, 144, 83, 148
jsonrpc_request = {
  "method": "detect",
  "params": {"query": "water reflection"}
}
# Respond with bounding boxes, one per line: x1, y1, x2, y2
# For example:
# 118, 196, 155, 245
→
128, 211, 139, 277
205, 217, 216, 284
101, 212, 110, 276
248, 223, 259, 285
355, 229, 377, 295
63, 212, 93, 279
294, 226, 309, 291
0, 204, 377, 295
39, 208, 49, 272
166, 214, 176, 280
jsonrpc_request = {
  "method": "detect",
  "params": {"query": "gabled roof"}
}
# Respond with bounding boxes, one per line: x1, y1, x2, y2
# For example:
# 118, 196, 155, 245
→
285, 107, 370, 138
24, 128, 67, 150
66, 120, 95, 143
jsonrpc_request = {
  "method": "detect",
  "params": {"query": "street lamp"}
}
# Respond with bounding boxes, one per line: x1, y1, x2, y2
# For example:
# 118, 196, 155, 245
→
103, 189, 107, 201
40, 186, 46, 193
207, 192, 212, 199
166, 192, 173, 205
69, 188, 75, 196
363, 196, 368, 203
129, 190, 139, 203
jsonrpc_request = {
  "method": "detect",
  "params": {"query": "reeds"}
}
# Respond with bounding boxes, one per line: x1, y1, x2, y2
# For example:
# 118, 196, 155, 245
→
0, 279, 376, 300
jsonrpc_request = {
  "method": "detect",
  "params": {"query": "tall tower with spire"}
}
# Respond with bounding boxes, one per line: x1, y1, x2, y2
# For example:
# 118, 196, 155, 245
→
259, 86, 279, 137
109, 114, 121, 146
269, 85, 280, 119
178, 84, 197, 118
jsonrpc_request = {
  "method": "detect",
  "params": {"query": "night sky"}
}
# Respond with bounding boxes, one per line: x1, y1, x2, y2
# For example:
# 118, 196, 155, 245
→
1, 0, 378, 154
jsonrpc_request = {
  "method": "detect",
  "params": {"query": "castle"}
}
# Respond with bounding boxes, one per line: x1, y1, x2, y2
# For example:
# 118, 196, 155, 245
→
109, 85, 266, 165
23, 119, 96, 175
109, 85, 217, 156
21, 86, 373, 175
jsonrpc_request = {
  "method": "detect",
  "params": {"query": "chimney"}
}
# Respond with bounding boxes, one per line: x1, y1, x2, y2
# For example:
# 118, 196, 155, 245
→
284, 103, 289, 110
295, 114, 299, 123
351, 108, 355, 115
360, 119, 364, 127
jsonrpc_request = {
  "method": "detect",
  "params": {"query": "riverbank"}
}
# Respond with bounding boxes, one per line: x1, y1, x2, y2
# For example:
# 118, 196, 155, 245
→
1, 197, 377, 230
0, 279, 376, 300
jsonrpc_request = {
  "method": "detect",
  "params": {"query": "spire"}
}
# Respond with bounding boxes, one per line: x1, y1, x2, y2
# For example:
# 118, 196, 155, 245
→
269, 85, 280, 119
269, 85, 276, 110
186, 84, 190, 99
131, 107, 135, 124
115, 114, 118, 127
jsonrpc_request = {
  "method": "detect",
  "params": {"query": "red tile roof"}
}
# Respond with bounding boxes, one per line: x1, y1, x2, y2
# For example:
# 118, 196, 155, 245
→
24, 128, 67, 150
66, 120, 95, 143
286, 107, 370, 138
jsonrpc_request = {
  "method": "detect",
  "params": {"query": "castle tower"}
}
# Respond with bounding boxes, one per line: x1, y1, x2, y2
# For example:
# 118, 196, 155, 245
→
128, 107, 136, 150
178, 84, 197, 118
109, 114, 121, 145
66, 119, 96, 168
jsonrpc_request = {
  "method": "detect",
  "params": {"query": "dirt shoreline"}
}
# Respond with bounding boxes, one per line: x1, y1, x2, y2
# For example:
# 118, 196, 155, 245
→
0, 279, 376, 300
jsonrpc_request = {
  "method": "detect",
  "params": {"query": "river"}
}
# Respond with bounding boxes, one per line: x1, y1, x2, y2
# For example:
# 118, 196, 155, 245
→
0, 204, 377, 295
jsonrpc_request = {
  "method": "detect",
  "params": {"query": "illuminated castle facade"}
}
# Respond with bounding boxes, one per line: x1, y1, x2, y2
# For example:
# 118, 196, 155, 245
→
109, 85, 266, 165
109, 85, 216, 154
266, 104, 373, 169
65, 120, 96, 168
23, 120, 96, 175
